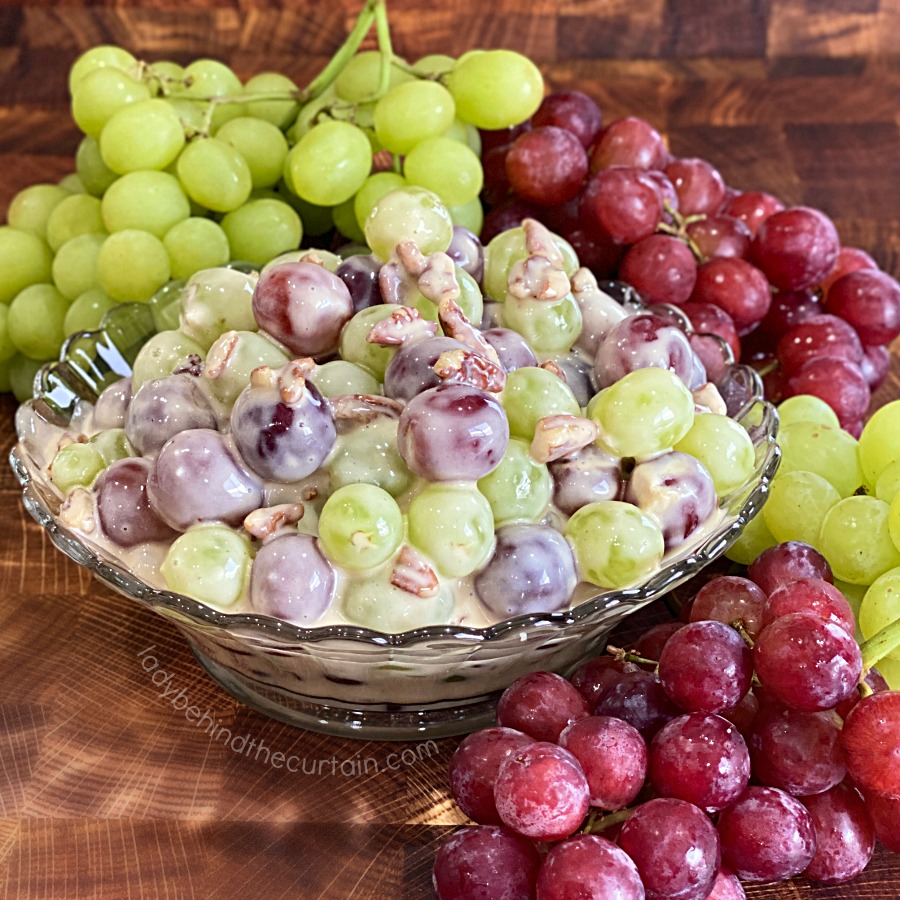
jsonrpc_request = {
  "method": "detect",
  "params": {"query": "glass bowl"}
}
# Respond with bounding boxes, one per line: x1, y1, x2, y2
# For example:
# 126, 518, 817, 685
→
10, 303, 780, 741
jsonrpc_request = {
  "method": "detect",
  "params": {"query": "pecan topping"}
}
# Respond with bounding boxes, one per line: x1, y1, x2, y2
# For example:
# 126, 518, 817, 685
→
244, 503, 306, 541
434, 348, 506, 392
531, 414, 601, 464
366, 305, 438, 347
390, 545, 441, 598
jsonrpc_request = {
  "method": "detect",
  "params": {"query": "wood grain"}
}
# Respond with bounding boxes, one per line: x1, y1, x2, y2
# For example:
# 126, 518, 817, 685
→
2, 1, 900, 897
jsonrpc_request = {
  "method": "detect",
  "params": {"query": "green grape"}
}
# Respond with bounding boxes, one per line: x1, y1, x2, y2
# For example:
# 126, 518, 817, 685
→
483, 225, 579, 302
8, 284, 68, 360
182, 59, 245, 129
591, 367, 695, 459
859, 567, 900, 661
450, 197, 484, 235
674, 413, 756, 496
262, 248, 342, 274
220, 199, 302, 266
148, 279, 186, 332
215, 116, 289, 189
71, 66, 152, 138
309, 359, 381, 398
179, 267, 257, 350
68, 45, 137, 94
58, 173, 87, 194
49, 442, 106, 494
286, 86, 338, 144
0, 358, 12, 393
565, 500, 665, 589
891, 491, 900, 553
859, 400, 900, 487
45, 194, 105, 253
501, 365, 581, 440
101, 170, 190, 237
160, 524, 252, 608
146, 60, 186, 94
477, 437, 551, 525
342, 573, 453, 633
88, 428, 134, 465
328, 417, 411, 498
876, 458, 900, 504
0, 306, 18, 362
403, 136, 483, 207
0, 226, 54, 303
99, 98, 186, 174
777, 420, 864, 498
9, 353, 44, 402
373, 81, 456, 155
334, 51, 415, 102
64, 288, 117, 334
176, 137, 253, 213
502, 294, 582, 356
130, 330, 206, 390
818, 496, 900, 585
338, 304, 400, 380
364, 187, 453, 262
242, 72, 300, 128
407, 483, 494, 578
878, 657, 900, 689
725, 508, 778, 565
7, 183, 68, 238
777, 393, 841, 429
446, 50, 544, 130
411, 54, 456, 76
318, 483, 404, 570
354, 172, 407, 231
74, 135, 118, 196
204, 329, 288, 409
96, 229, 171, 303
163, 217, 230, 279
278, 185, 333, 237
166, 97, 207, 136
284, 120, 372, 206
332, 196, 367, 243
443, 118, 482, 155
51, 232, 105, 300
762, 469, 840, 548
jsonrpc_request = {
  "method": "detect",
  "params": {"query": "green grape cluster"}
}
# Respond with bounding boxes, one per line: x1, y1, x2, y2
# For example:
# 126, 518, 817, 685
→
0, 11, 546, 400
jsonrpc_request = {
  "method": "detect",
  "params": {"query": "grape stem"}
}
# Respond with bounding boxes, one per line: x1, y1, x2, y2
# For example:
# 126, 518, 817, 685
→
605, 644, 658, 668
859, 617, 900, 675
581, 806, 635, 834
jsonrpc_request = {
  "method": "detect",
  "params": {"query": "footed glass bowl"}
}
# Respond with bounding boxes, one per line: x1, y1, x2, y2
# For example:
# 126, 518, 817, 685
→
11, 303, 780, 740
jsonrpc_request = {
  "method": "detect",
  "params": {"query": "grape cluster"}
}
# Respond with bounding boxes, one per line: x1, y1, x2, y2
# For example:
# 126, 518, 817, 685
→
0, 4, 544, 400
41, 191, 764, 633
480, 93, 900, 434
434, 539, 900, 899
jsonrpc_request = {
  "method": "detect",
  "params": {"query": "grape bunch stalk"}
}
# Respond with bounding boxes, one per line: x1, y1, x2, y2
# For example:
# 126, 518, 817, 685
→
434, 540, 900, 899
0, 0, 544, 400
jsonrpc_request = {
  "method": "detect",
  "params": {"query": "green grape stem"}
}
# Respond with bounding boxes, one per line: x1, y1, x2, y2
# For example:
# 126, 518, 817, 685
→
606, 644, 658, 669
581, 806, 635, 834
860, 617, 900, 675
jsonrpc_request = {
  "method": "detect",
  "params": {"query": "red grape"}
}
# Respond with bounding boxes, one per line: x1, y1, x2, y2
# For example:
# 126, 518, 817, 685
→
761, 577, 856, 635
823, 268, 900, 347
840, 691, 900, 797
559, 715, 647, 810
860, 343, 891, 391
593, 670, 680, 739
782, 356, 871, 429
496, 671, 589, 743
723, 190, 785, 238
757, 289, 823, 338
705, 868, 746, 899
681, 301, 741, 360
820, 244, 878, 295
579, 166, 664, 245
588, 116, 666, 171
570, 655, 640, 706
685, 213, 751, 260
752, 205, 840, 292
747, 541, 833, 593
865, 789, 900, 852
664, 157, 726, 217
506, 126, 588, 206
536, 834, 644, 899
617, 233, 698, 305
633, 621, 685, 667
690, 257, 772, 332
532, 90, 603, 149
689, 575, 767, 639
775, 312, 864, 375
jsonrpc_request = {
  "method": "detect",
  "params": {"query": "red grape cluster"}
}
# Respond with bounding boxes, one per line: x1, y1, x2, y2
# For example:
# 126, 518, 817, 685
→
433, 540, 900, 899
479, 93, 900, 433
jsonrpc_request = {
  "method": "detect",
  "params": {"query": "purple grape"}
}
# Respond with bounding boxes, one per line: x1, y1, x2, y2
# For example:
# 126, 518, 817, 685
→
248, 533, 335, 624
800, 782, 875, 884
94, 458, 178, 547
594, 670, 680, 739
481, 327, 538, 371
649, 713, 750, 812
449, 727, 536, 825
624, 451, 717, 550
146, 429, 264, 531
717, 786, 817, 882
93, 377, 132, 429
496, 672, 589, 743
474, 523, 577, 618
536, 834, 644, 900
617, 797, 721, 900
382, 335, 470, 402
229, 367, 336, 483
397, 383, 509, 481
572, 281, 629, 358
124, 373, 218, 457
446, 225, 484, 284
547, 354, 597, 407
335, 254, 383, 313
594, 313, 696, 389
570, 655, 640, 707
252, 261, 354, 359
549, 443, 623, 516
432, 825, 540, 900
